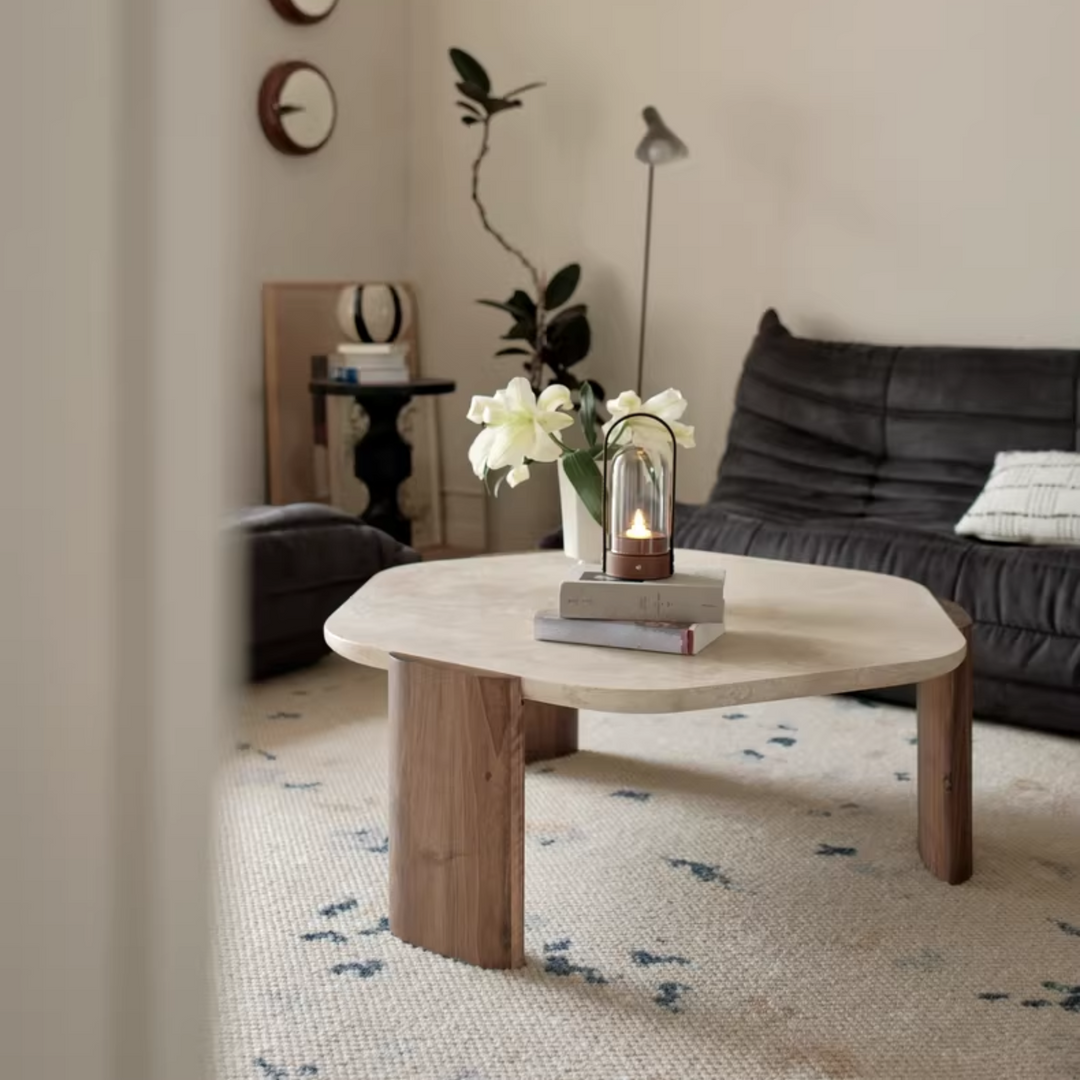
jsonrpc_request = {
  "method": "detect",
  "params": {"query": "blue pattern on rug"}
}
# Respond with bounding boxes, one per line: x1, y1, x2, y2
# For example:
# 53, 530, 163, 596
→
1051, 919, 1080, 937
768, 737, 796, 747
331, 960, 384, 978
319, 898, 358, 919
654, 982, 689, 1012
301, 930, 347, 944
253, 1057, 319, 1078
817, 844, 857, 857
542, 940, 608, 985
611, 789, 651, 802
631, 950, 690, 967
354, 828, 390, 854
664, 858, 733, 887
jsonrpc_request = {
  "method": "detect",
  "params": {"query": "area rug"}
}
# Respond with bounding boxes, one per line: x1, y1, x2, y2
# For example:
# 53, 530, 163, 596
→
216, 656, 1079, 1080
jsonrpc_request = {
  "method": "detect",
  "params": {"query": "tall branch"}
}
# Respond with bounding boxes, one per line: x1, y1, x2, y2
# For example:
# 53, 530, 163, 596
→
471, 117, 548, 389
471, 118, 542, 293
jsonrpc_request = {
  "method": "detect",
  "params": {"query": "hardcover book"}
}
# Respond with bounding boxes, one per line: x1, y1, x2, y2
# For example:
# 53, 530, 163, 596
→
534, 612, 725, 655
559, 570, 726, 624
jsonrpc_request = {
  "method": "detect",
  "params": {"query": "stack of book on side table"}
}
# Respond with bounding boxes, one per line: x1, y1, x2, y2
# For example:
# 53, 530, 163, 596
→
330, 343, 410, 385
534, 569, 726, 656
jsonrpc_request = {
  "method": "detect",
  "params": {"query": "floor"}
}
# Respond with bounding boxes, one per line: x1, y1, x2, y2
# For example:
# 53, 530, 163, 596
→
216, 655, 1079, 1080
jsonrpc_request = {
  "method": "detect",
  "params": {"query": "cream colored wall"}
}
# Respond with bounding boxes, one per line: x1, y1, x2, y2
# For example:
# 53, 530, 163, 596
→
3, 0, 235, 1075
238, 0, 412, 501
409, 0, 1080, 548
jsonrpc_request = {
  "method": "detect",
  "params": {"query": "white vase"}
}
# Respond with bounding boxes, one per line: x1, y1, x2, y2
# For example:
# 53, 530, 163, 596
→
558, 459, 603, 565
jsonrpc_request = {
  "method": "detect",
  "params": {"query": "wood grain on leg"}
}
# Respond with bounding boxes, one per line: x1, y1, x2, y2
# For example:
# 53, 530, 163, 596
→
388, 655, 525, 968
524, 702, 578, 764
917, 601, 973, 884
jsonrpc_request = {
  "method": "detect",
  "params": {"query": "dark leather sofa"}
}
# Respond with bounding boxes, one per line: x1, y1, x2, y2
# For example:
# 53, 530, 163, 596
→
235, 503, 420, 679
678, 310, 1080, 737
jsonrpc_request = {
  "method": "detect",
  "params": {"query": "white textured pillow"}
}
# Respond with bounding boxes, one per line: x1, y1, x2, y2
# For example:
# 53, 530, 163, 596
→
955, 451, 1080, 546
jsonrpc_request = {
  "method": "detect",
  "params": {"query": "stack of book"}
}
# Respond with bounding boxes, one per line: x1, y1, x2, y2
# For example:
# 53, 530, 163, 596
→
534, 569, 726, 656
330, 343, 410, 385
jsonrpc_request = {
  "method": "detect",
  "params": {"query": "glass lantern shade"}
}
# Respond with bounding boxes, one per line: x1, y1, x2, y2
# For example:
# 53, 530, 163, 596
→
602, 416, 676, 581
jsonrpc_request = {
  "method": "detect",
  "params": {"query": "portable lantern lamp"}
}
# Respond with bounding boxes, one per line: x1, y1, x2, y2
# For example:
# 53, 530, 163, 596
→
601, 413, 677, 581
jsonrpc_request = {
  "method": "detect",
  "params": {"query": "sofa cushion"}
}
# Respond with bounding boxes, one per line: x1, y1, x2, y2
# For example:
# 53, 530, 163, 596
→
714, 310, 1080, 532
678, 501, 1080, 736
955, 450, 1080, 546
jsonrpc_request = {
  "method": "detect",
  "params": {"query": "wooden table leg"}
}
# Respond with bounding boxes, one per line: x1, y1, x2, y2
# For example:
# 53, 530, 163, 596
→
388, 655, 525, 968
524, 702, 578, 764
916, 601, 973, 884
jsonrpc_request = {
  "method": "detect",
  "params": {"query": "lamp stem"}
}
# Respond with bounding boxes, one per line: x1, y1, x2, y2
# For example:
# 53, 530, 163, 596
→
635, 163, 655, 398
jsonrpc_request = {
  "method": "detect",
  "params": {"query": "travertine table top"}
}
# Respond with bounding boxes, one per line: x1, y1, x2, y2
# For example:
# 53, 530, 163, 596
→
325, 550, 967, 713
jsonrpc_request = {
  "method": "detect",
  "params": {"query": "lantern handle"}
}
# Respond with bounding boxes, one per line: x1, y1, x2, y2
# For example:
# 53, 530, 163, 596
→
600, 412, 678, 578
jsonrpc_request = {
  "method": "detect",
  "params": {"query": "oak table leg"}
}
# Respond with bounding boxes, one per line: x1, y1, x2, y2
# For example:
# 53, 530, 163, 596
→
388, 655, 525, 969
916, 601, 973, 884
523, 702, 578, 764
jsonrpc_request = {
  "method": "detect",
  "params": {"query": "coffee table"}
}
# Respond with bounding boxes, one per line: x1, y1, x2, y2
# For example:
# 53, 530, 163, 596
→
325, 550, 973, 969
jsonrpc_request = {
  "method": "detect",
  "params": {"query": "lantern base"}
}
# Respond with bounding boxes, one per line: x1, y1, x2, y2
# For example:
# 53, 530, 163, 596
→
604, 550, 673, 582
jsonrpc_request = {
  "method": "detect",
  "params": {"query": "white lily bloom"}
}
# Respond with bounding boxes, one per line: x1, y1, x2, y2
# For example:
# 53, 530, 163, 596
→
506, 464, 531, 487
603, 388, 696, 450
466, 377, 574, 481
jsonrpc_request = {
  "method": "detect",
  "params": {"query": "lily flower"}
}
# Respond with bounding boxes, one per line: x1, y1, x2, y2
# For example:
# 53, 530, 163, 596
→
467, 377, 574, 484
603, 388, 695, 451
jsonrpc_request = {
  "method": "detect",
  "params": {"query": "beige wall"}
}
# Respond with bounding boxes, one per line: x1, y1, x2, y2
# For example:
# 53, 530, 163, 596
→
3, 0, 235, 1075
409, 0, 1080, 546
237, 0, 412, 501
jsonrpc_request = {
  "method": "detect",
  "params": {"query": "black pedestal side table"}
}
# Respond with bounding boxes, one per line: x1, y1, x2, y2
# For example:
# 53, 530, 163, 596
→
309, 377, 456, 546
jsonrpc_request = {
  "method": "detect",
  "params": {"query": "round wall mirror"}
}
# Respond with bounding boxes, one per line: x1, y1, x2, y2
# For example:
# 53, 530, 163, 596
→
258, 62, 337, 156
268, 0, 339, 25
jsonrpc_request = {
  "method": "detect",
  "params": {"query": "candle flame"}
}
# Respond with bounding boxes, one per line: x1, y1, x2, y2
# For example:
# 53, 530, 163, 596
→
625, 508, 653, 539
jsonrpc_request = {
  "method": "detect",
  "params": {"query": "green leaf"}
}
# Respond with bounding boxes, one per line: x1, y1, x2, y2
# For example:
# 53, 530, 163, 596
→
485, 97, 523, 116
545, 264, 581, 310
543, 310, 591, 368
502, 320, 535, 342
548, 303, 587, 327
477, 299, 522, 318
506, 289, 537, 318
579, 381, 598, 448
449, 49, 491, 95
560, 449, 604, 525
456, 100, 482, 116
456, 81, 491, 107
492, 472, 508, 498
495, 347, 530, 356
503, 82, 546, 98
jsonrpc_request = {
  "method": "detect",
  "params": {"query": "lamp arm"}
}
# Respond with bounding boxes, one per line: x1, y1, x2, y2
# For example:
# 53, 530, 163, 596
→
635, 164, 656, 397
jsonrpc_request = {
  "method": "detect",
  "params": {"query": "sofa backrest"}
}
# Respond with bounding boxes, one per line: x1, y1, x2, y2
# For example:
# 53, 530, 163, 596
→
713, 310, 1080, 528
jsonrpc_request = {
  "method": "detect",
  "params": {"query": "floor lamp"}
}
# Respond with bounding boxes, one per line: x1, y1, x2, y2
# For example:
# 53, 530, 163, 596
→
634, 107, 690, 396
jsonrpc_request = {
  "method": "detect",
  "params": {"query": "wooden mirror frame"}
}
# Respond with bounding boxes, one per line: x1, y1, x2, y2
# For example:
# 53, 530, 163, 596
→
268, 0, 339, 25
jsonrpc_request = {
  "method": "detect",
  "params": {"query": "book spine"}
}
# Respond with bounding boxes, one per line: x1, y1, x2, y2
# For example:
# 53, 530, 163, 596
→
534, 615, 693, 654
559, 583, 725, 624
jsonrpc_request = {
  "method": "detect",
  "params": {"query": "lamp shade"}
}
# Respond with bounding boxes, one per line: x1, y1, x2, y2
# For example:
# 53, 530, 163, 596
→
635, 106, 689, 166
